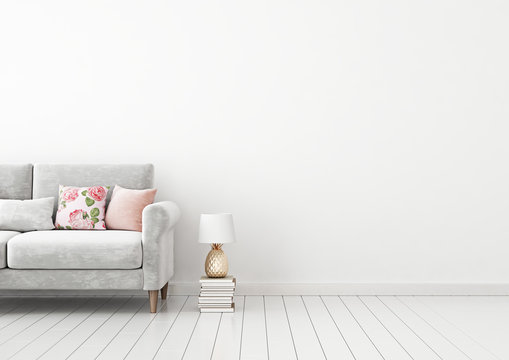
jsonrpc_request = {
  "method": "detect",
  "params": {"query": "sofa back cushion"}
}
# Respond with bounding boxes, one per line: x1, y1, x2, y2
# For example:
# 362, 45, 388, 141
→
33, 164, 154, 216
0, 164, 33, 200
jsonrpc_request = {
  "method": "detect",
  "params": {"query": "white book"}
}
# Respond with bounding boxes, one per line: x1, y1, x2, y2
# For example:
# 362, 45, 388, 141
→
200, 276, 235, 283
199, 304, 235, 313
201, 283, 236, 288
200, 289, 236, 293
200, 287, 235, 290
198, 300, 233, 304
199, 296, 233, 300
200, 288, 235, 292
199, 293, 233, 296
201, 296, 234, 300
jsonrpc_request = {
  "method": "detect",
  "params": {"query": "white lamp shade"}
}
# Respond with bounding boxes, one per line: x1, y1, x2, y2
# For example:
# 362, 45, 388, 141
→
199, 213, 236, 244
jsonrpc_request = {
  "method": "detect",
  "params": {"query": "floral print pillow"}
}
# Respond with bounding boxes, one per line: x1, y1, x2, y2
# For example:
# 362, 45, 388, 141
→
55, 185, 109, 230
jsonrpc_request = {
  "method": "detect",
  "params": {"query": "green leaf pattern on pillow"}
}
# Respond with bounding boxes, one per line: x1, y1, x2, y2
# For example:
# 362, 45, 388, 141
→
55, 185, 109, 230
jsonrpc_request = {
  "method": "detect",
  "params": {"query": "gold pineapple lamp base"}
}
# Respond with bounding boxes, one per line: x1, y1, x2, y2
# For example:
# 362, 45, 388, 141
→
205, 243, 228, 278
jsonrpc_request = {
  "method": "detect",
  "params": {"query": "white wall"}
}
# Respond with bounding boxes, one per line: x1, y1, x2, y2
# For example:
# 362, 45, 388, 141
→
1, 0, 509, 288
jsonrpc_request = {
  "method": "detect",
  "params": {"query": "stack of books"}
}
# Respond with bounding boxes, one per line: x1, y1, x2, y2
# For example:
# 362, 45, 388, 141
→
198, 276, 236, 313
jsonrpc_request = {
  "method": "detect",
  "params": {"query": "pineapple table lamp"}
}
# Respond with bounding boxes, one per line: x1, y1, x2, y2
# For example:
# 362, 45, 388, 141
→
199, 213, 236, 278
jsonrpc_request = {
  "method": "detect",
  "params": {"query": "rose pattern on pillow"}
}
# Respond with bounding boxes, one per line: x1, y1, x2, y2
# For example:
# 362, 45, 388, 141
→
55, 185, 110, 230
68, 209, 95, 229
61, 187, 79, 202
87, 186, 107, 202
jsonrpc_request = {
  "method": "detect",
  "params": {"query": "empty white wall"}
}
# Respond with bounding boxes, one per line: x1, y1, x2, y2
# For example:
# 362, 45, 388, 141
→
1, 0, 509, 288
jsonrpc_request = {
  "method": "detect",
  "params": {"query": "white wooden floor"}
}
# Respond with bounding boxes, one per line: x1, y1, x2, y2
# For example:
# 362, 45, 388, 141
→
0, 295, 507, 360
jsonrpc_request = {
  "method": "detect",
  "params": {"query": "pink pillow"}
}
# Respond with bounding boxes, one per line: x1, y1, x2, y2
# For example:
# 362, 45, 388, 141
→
105, 185, 157, 231
55, 185, 109, 230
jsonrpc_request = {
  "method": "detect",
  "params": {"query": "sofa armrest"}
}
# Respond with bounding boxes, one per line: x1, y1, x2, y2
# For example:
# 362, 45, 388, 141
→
141, 201, 181, 291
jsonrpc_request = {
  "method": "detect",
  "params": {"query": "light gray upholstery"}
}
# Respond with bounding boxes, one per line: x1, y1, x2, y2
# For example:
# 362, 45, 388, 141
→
0, 231, 20, 268
0, 164, 33, 200
8, 230, 142, 270
142, 201, 180, 290
32, 164, 154, 216
0, 269, 143, 289
0, 197, 55, 232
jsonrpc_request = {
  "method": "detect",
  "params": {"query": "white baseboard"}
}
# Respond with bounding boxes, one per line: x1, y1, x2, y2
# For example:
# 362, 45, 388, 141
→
170, 282, 509, 296
2, 283, 508, 296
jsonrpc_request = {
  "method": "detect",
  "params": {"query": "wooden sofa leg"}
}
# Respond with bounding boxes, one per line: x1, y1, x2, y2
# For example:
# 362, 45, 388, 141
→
161, 282, 169, 300
149, 290, 158, 313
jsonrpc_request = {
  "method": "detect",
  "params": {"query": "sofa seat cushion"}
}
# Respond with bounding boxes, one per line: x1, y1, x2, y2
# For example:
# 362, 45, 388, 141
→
7, 230, 142, 270
0, 231, 20, 268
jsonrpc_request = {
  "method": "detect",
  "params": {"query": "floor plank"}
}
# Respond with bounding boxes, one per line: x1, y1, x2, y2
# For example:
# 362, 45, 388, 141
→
360, 296, 441, 360
0, 298, 60, 345
405, 296, 502, 360
0, 297, 85, 359
302, 296, 354, 360
0, 299, 39, 331
10, 297, 109, 360
96, 299, 158, 360
182, 312, 222, 359
0, 295, 507, 360
419, 296, 509, 359
283, 296, 325, 360
0, 297, 31, 316
39, 296, 127, 360
211, 296, 244, 360
67, 296, 146, 359
380, 296, 471, 360
124, 296, 187, 360
264, 296, 297, 360
321, 296, 383, 359
153, 296, 200, 360
239, 295, 268, 360
343, 296, 411, 360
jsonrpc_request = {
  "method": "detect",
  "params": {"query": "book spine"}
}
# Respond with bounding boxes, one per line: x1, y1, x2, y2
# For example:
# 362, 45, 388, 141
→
198, 300, 233, 303
199, 279, 236, 284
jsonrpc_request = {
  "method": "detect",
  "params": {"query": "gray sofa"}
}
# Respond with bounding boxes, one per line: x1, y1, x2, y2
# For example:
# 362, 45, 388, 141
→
0, 164, 180, 313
